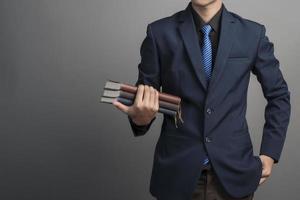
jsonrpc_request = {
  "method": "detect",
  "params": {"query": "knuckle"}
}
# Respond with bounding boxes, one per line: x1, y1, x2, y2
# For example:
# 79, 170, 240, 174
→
151, 106, 155, 112
139, 84, 144, 90
152, 88, 156, 95
135, 103, 142, 109
147, 105, 153, 111
142, 104, 148, 110
144, 104, 150, 110
139, 103, 145, 109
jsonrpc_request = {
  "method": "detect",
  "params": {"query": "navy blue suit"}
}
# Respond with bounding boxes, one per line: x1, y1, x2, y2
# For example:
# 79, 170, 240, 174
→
128, 2, 291, 200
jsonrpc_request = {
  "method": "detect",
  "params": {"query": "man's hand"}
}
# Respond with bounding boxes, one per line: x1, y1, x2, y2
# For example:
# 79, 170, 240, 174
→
112, 84, 159, 126
259, 155, 275, 185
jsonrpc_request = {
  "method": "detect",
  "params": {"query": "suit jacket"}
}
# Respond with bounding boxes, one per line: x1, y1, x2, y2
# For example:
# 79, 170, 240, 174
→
128, 2, 291, 200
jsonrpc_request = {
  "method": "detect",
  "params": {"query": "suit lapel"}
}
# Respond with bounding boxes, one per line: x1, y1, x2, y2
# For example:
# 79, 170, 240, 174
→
206, 6, 237, 95
178, 3, 208, 91
178, 3, 237, 94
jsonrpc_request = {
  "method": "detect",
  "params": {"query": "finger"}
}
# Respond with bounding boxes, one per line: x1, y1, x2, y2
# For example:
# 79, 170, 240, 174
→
134, 84, 144, 105
262, 170, 271, 178
149, 87, 155, 110
259, 177, 267, 185
112, 99, 129, 114
154, 90, 159, 112
143, 85, 150, 106
261, 167, 271, 178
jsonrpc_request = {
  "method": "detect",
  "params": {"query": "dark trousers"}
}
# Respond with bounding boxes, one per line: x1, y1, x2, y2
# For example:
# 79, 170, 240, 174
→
156, 164, 255, 200
191, 164, 254, 200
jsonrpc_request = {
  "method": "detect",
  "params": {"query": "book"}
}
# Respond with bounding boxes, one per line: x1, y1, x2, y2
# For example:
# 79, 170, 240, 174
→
100, 80, 184, 127
102, 89, 180, 111
101, 96, 177, 116
104, 80, 181, 105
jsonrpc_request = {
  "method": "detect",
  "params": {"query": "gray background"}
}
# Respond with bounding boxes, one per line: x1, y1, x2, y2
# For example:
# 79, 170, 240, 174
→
0, 0, 299, 199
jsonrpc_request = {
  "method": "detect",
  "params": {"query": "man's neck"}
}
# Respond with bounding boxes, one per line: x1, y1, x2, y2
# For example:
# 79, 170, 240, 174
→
191, 1, 223, 23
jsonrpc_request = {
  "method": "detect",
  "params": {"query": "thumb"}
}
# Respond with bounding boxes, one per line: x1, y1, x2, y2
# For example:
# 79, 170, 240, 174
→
262, 167, 270, 178
260, 160, 269, 178
112, 99, 130, 114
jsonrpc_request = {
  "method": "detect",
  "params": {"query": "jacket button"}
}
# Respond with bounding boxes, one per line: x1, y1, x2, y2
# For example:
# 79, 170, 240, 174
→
205, 137, 212, 143
206, 108, 212, 115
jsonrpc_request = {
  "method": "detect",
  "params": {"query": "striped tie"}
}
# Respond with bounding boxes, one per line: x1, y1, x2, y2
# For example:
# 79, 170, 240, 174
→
201, 24, 213, 81
201, 24, 212, 166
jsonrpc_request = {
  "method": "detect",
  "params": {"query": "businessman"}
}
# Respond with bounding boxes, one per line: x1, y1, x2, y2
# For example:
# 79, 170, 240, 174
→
113, 0, 291, 199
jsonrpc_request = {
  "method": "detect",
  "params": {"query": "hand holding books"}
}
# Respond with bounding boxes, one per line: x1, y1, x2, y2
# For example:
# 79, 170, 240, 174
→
100, 80, 184, 127
113, 84, 159, 126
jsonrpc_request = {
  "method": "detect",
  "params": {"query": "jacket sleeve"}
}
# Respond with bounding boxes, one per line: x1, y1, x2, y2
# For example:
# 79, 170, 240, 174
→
128, 23, 161, 137
252, 25, 291, 163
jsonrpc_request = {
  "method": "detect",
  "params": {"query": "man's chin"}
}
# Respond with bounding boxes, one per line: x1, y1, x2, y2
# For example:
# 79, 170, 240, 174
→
192, 0, 217, 8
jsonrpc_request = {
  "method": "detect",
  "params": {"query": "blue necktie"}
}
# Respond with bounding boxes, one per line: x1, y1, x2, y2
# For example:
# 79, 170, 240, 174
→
201, 24, 212, 165
201, 24, 213, 81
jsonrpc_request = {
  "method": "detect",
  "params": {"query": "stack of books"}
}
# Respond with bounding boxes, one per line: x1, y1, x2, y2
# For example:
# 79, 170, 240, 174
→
100, 80, 184, 127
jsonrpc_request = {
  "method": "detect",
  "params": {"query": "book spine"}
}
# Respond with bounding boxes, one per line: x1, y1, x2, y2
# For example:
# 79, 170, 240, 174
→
159, 100, 179, 111
119, 83, 181, 105
116, 96, 176, 117
116, 96, 132, 106
119, 90, 135, 100
159, 107, 177, 116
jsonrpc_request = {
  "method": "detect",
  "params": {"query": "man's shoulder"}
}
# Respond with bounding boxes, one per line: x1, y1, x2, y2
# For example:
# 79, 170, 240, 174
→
228, 10, 264, 30
147, 9, 184, 30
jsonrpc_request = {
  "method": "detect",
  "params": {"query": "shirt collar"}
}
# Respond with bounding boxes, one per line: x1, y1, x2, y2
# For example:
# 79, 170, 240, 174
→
191, 4, 223, 33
